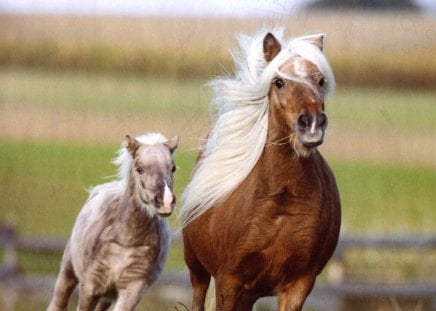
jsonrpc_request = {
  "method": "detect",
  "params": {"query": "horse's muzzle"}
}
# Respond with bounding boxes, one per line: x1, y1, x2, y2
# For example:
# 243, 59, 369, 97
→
156, 185, 176, 217
296, 112, 327, 148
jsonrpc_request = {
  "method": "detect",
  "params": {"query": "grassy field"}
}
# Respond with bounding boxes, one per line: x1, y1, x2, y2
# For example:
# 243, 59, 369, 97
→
1, 140, 435, 238
1, 13, 436, 89
0, 66, 435, 311
1, 12, 435, 310
0, 140, 196, 236
1, 67, 436, 236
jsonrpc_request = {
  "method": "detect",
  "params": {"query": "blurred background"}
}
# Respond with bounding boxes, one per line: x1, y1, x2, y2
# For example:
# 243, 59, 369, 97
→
0, 0, 435, 310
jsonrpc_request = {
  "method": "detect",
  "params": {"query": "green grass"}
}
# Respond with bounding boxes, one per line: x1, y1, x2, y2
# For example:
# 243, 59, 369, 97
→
328, 87, 436, 130
0, 140, 196, 236
1, 139, 435, 290
1, 140, 435, 237
332, 161, 436, 233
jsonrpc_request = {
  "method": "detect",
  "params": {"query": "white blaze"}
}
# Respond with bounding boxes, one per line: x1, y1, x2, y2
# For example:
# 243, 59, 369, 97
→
162, 182, 173, 214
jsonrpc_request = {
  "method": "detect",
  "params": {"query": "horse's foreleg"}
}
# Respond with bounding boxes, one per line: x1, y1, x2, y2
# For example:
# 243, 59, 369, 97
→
236, 293, 257, 311
184, 239, 211, 311
215, 276, 242, 311
278, 275, 315, 311
189, 268, 211, 311
111, 281, 145, 311
48, 244, 78, 311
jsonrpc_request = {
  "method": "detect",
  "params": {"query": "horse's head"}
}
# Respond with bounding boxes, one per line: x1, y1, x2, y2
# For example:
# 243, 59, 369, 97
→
125, 134, 178, 217
265, 32, 334, 157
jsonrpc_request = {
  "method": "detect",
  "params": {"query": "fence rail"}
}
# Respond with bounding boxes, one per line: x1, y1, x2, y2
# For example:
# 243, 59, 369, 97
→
1, 222, 436, 310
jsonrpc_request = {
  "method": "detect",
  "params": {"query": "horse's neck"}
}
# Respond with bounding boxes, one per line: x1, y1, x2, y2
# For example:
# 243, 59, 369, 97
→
116, 180, 157, 242
261, 124, 315, 190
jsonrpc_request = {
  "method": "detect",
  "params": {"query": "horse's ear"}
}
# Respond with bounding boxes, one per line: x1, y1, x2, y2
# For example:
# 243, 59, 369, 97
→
263, 33, 281, 62
125, 135, 140, 157
303, 33, 325, 51
164, 136, 179, 154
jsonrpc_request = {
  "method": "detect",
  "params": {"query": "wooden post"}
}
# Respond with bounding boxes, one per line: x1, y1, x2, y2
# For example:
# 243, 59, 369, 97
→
0, 221, 19, 277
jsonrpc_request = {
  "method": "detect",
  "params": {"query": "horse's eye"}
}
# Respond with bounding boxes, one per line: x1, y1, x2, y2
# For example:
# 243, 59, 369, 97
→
274, 78, 285, 89
319, 77, 325, 87
135, 167, 144, 174
171, 166, 176, 173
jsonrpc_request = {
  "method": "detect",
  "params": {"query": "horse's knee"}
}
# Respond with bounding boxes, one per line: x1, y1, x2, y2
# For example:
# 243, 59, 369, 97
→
111, 282, 145, 311
278, 276, 315, 311
214, 277, 243, 311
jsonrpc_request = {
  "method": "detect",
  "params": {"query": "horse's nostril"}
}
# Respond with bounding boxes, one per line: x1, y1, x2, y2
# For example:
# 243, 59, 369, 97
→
154, 194, 163, 205
297, 114, 310, 128
318, 112, 328, 128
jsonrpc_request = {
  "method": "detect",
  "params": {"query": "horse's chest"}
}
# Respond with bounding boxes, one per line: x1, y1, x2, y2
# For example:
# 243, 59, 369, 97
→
108, 244, 148, 274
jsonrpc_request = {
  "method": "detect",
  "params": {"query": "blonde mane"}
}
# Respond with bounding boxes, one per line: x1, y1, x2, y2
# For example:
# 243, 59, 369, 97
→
179, 28, 335, 226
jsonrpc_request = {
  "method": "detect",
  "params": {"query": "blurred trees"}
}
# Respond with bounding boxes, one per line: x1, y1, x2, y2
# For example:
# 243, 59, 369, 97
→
306, 0, 420, 11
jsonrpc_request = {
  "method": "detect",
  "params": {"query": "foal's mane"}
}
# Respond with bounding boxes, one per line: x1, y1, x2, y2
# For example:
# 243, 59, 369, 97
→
113, 132, 168, 188
179, 28, 335, 227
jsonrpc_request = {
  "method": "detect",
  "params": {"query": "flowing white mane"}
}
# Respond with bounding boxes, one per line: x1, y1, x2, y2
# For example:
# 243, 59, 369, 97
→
179, 28, 335, 227
113, 132, 168, 187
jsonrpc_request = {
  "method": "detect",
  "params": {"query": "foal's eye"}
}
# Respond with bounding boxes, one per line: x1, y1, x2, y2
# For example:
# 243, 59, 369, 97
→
135, 167, 144, 174
171, 165, 176, 173
273, 78, 285, 89
318, 77, 325, 87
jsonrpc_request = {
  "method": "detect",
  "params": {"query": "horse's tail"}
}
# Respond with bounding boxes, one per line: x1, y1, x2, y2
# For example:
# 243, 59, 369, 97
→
204, 278, 216, 311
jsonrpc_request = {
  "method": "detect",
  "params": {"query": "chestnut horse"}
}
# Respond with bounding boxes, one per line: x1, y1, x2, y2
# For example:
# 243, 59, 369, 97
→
180, 29, 341, 311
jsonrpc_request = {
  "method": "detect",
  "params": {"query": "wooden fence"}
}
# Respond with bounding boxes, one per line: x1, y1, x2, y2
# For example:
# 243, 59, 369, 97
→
1, 222, 436, 310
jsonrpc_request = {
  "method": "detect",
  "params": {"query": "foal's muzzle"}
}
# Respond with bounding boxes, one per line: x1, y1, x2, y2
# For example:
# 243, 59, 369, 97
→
296, 112, 328, 148
155, 184, 176, 217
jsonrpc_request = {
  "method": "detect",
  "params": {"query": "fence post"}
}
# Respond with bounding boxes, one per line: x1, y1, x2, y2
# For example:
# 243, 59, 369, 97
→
0, 221, 19, 277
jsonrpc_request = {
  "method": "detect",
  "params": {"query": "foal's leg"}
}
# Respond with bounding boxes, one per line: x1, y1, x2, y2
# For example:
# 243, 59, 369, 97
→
94, 300, 112, 311
278, 275, 315, 311
76, 291, 99, 311
48, 243, 78, 311
112, 281, 146, 311
76, 280, 100, 311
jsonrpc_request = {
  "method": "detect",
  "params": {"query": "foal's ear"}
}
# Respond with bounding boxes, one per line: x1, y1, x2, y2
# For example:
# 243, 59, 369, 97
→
263, 33, 281, 62
302, 33, 325, 51
164, 136, 179, 154
125, 135, 140, 158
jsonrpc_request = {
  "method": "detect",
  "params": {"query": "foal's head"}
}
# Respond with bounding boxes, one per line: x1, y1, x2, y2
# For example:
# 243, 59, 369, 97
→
125, 134, 178, 217
265, 32, 334, 157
